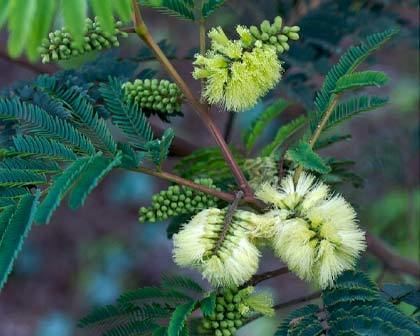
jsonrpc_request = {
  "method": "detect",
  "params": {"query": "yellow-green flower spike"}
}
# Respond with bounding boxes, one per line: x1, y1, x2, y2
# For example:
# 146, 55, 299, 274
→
138, 178, 219, 223
123, 79, 184, 118
39, 17, 128, 64
256, 172, 366, 289
172, 208, 263, 287
199, 287, 274, 336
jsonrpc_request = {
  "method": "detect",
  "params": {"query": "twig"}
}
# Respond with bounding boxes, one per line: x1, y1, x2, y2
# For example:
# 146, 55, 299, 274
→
214, 190, 244, 252
130, 0, 253, 197
224, 112, 236, 143
244, 266, 289, 287
366, 232, 420, 278
0, 50, 55, 74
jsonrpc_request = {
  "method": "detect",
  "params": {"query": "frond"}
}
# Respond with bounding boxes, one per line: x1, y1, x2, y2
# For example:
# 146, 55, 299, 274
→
0, 157, 59, 173
161, 274, 204, 294
333, 71, 389, 93
287, 141, 331, 174
141, 0, 195, 21
145, 128, 175, 165
12, 135, 77, 161
0, 169, 47, 187
201, 0, 228, 18
243, 99, 290, 152
261, 115, 307, 157
168, 300, 196, 336
0, 98, 95, 155
78, 303, 141, 328
100, 78, 154, 149
118, 286, 192, 305
103, 319, 159, 336
0, 191, 40, 290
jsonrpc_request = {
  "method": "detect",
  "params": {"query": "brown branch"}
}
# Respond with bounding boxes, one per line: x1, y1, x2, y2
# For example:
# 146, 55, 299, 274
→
366, 232, 420, 278
244, 266, 290, 287
224, 112, 236, 143
130, 0, 253, 197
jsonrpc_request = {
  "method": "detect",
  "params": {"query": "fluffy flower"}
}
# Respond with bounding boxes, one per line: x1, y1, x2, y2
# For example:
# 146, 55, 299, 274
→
256, 173, 366, 288
172, 208, 261, 287
193, 26, 282, 112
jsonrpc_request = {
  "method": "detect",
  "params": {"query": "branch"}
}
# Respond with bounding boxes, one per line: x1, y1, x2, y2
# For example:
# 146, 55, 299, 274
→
244, 266, 289, 287
130, 0, 253, 197
0, 49, 55, 74
366, 232, 420, 278
224, 112, 236, 143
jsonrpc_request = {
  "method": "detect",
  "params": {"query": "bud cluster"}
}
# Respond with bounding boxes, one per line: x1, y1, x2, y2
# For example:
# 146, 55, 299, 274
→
248, 17, 300, 54
39, 17, 128, 63
123, 79, 183, 117
200, 287, 274, 336
244, 156, 278, 189
138, 178, 219, 223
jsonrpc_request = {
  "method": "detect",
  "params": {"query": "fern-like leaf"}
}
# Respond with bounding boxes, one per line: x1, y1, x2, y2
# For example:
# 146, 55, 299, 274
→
202, 0, 227, 18
161, 274, 203, 294
333, 71, 389, 93
141, 0, 195, 21
275, 304, 320, 336
118, 286, 192, 305
0, 98, 95, 154
168, 300, 196, 336
103, 319, 159, 336
12, 135, 77, 161
327, 96, 388, 129
243, 99, 290, 152
78, 303, 141, 328
0, 190, 40, 290
0, 169, 47, 187
145, 128, 175, 165
35, 156, 96, 224
0, 157, 59, 173
200, 292, 217, 317
261, 115, 307, 157
100, 78, 154, 149
0, 187, 29, 199
67, 151, 122, 209
287, 142, 331, 174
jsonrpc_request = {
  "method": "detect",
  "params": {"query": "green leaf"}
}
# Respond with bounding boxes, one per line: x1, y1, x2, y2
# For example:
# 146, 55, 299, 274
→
161, 274, 203, 293
100, 78, 154, 149
243, 99, 290, 152
141, 0, 195, 21
103, 320, 160, 336
0, 158, 59, 174
261, 115, 307, 157
7, 0, 37, 57
0, 0, 12, 28
118, 286, 192, 304
78, 303, 141, 328
90, 0, 115, 35
145, 128, 175, 165
67, 151, 122, 209
61, 0, 87, 46
327, 96, 388, 129
35, 156, 95, 224
314, 134, 352, 150
12, 135, 77, 161
333, 71, 389, 93
200, 292, 217, 317
0, 169, 47, 187
153, 327, 168, 336
168, 300, 196, 336
26, 0, 56, 61
0, 191, 40, 290
287, 142, 331, 174
113, 0, 132, 22
0, 98, 95, 155
202, 0, 227, 18
311, 28, 398, 131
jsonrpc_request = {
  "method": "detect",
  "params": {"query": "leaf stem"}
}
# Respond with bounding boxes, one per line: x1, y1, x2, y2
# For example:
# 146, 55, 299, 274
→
130, 0, 253, 197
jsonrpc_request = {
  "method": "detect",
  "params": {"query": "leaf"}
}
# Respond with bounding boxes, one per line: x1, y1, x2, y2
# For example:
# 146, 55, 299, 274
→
287, 142, 331, 174
311, 28, 399, 131
7, 0, 37, 57
0, 190, 40, 290
314, 134, 352, 150
118, 286, 192, 304
67, 151, 122, 209
113, 0, 132, 22
100, 78, 154, 149
103, 320, 160, 336
161, 274, 203, 294
61, 0, 87, 46
0, 169, 47, 187
202, 0, 227, 18
145, 128, 175, 165
141, 0, 195, 21
12, 135, 77, 161
0, 157, 59, 174
200, 292, 217, 317
168, 300, 196, 336
333, 71, 389, 93
26, 0, 56, 61
261, 115, 307, 157
0, 0, 12, 29
243, 99, 290, 152
327, 96, 388, 129
90, 0, 115, 35
35, 156, 95, 224
78, 303, 140, 328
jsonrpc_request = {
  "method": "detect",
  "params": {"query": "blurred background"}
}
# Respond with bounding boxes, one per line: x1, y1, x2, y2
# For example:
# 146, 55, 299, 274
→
0, 0, 418, 335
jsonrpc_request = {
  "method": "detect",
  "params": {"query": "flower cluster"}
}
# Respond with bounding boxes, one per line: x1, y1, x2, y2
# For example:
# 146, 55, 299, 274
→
138, 178, 219, 223
244, 156, 278, 189
39, 17, 128, 63
123, 79, 183, 119
173, 208, 265, 287
256, 173, 366, 288
199, 287, 273, 336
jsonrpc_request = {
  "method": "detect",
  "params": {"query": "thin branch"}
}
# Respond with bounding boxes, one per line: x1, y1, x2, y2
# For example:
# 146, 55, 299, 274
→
366, 232, 420, 278
224, 112, 236, 143
0, 50, 55, 74
130, 0, 253, 197
244, 266, 289, 287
